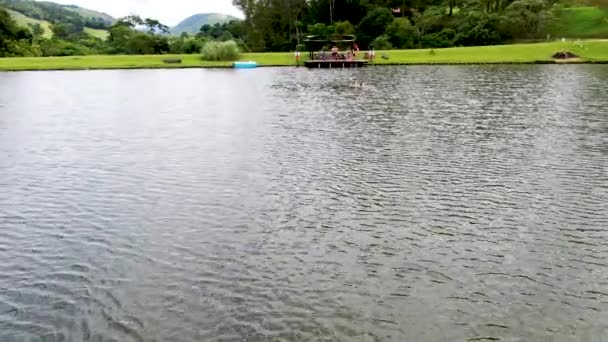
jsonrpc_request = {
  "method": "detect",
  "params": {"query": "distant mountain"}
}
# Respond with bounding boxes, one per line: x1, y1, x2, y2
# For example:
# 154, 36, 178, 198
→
171, 13, 239, 35
0, 0, 115, 29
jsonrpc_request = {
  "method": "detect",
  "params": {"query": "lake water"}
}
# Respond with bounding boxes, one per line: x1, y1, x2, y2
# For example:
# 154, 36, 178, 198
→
0, 65, 607, 341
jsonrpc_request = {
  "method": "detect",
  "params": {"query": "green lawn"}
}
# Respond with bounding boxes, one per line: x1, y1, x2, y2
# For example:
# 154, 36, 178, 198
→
551, 6, 608, 38
0, 52, 303, 71
1, 40, 607, 71
372, 40, 608, 64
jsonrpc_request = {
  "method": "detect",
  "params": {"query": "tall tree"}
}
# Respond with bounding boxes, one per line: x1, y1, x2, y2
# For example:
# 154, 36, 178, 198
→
357, 7, 395, 48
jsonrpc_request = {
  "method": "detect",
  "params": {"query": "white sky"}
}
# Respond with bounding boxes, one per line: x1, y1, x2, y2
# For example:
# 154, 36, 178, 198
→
38, 0, 244, 26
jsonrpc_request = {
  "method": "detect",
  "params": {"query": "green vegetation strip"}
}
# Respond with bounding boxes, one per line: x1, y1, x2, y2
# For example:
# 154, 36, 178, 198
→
1, 41, 608, 71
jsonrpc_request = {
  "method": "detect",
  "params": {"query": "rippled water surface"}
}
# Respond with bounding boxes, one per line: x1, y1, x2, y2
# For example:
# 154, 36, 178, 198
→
1, 66, 607, 341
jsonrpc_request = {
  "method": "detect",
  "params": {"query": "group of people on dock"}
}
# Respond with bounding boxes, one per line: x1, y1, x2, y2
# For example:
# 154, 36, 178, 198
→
314, 44, 360, 61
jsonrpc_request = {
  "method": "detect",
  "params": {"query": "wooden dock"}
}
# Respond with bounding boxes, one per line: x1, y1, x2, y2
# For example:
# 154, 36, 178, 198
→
304, 60, 368, 69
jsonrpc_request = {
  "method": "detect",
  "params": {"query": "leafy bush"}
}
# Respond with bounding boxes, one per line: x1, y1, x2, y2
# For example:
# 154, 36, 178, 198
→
334, 21, 355, 35
170, 37, 208, 54
357, 8, 395, 48
184, 38, 207, 54
201, 40, 241, 61
372, 35, 393, 50
413, 6, 448, 35
126, 34, 156, 55
454, 12, 503, 46
218, 31, 234, 42
385, 18, 415, 48
40, 39, 91, 56
500, 0, 553, 38
306, 21, 354, 38
307, 23, 335, 36
421, 29, 457, 48
1, 40, 43, 57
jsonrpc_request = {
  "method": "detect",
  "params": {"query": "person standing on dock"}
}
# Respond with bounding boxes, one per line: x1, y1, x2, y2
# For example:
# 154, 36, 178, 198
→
331, 46, 339, 59
346, 51, 353, 61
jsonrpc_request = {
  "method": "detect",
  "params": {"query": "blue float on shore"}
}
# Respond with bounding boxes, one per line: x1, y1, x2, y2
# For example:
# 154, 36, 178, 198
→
233, 61, 257, 69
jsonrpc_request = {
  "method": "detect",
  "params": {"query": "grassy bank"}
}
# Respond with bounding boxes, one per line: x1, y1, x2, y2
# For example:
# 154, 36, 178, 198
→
0, 52, 296, 71
1, 40, 608, 71
372, 40, 608, 64
552, 6, 608, 39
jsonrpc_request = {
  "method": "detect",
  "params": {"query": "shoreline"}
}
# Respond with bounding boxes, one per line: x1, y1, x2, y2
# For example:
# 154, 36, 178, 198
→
1, 40, 607, 71
2, 60, 608, 72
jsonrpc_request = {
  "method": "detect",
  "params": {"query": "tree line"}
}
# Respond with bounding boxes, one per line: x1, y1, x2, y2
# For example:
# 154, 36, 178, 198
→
1, 0, 606, 57
232, 0, 574, 51
0, 9, 201, 57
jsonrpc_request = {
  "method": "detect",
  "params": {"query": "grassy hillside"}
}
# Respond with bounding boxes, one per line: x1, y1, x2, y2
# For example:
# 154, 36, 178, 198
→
62, 5, 115, 24
83, 27, 109, 40
6, 8, 53, 38
0, 40, 607, 71
0, 0, 114, 28
171, 13, 239, 35
7, 7, 110, 40
552, 6, 608, 38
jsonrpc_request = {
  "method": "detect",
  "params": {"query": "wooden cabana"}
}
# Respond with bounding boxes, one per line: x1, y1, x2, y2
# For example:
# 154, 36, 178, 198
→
302, 35, 368, 68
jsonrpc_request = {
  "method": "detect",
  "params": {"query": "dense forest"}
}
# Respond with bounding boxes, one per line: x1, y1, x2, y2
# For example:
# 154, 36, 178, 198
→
233, 0, 607, 51
1, 0, 607, 57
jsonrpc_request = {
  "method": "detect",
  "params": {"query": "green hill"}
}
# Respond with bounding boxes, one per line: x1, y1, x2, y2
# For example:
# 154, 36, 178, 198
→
0, 0, 115, 29
2, 0, 113, 40
6, 8, 53, 37
171, 13, 239, 35
62, 4, 115, 24
7, 8, 110, 39
552, 6, 608, 38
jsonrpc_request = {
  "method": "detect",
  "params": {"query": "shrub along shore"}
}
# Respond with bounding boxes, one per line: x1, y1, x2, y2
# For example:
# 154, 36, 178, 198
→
1, 40, 607, 71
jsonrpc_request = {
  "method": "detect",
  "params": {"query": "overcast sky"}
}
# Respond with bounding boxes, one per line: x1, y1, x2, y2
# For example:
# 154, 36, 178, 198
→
39, 0, 244, 26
